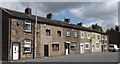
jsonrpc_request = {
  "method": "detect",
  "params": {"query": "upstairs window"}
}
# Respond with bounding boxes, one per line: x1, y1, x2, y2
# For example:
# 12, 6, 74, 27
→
24, 20, 31, 32
105, 36, 107, 40
70, 42, 77, 50
81, 32, 84, 38
102, 35, 104, 40
52, 44, 59, 51
74, 32, 78, 38
66, 30, 70, 37
97, 35, 100, 39
87, 33, 90, 39
92, 34, 95, 39
57, 31, 61, 37
24, 40, 31, 53
46, 29, 50, 36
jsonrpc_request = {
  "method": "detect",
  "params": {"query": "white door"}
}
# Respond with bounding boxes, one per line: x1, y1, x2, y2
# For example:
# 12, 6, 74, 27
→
65, 43, 69, 55
13, 43, 19, 60
80, 43, 84, 54
66, 49, 68, 55
92, 45, 94, 52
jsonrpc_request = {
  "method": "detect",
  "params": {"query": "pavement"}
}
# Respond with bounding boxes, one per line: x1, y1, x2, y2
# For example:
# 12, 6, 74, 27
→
11, 52, 119, 62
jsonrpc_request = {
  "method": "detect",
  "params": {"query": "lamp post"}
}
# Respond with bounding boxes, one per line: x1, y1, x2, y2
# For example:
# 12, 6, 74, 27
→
34, 2, 38, 59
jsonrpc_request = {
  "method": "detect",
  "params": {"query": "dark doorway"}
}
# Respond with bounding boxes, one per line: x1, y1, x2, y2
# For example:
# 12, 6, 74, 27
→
101, 45, 104, 52
44, 45, 49, 57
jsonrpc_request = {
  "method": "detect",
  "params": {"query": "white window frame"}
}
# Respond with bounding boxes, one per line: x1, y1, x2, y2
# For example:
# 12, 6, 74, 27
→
74, 32, 78, 38
70, 42, 77, 50
92, 34, 95, 39
24, 20, 31, 32
96, 42, 100, 49
104, 43, 107, 49
24, 40, 31, 53
102, 35, 104, 40
105, 36, 107, 40
97, 35, 100, 40
66, 30, 70, 37
81, 32, 84, 38
87, 33, 90, 39
85, 43, 90, 49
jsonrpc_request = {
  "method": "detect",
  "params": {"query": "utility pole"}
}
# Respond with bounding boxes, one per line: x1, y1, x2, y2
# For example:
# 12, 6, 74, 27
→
34, 2, 37, 59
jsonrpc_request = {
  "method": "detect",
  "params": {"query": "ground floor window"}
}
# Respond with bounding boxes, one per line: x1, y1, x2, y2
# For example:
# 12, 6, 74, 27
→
70, 42, 77, 50
96, 42, 99, 49
85, 43, 90, 49
52, 44, 59, 51
24, 40, 31, 53
104, 44, 107, 49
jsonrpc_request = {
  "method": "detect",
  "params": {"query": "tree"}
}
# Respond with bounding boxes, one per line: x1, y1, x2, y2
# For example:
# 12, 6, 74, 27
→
106, 29, 110, 33
91, 23, 103, 32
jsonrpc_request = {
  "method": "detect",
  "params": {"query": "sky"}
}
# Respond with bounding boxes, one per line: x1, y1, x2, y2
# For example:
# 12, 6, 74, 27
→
0, 0, 119, 32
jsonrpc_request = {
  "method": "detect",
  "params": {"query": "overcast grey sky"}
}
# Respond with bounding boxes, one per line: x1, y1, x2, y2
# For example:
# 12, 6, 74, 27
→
0, 0, 119, 32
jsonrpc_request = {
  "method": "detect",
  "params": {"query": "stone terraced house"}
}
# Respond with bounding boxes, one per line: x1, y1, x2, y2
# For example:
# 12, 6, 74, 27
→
0, 7, 109, 61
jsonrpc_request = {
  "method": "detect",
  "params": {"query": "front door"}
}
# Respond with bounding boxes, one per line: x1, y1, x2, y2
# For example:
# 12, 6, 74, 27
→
13, 43, 19, 60
101, 45, 104, 52
44, 45, 49, 57
92, 45, 95, 52
80, 43, 84, 54
65, 43, 69, 55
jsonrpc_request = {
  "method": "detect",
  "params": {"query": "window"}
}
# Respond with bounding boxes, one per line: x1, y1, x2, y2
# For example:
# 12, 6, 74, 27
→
85, 43, 90, 49
24, 40, 31, 53
57, 31, 61, 36
102, 35, 104, 40
52, 44, 59, 51
74, 32, 78, 37
24, 20, 31, 32
104, 43, 107, 49
105, 36, 107, 40
46, 29, 50, 36
96, 42, 99, 49
81, 32, 84, 38
92, 34, 95, 39
66, 30, 70, 37
70, 42, 77, 50
97, 35, 100, 39
87, 33, 90, 39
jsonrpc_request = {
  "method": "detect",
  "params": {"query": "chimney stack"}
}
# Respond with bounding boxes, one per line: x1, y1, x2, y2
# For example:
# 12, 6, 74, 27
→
47, 13, 53, 19
77, 22, 83, 26
64, 18, 70, 24
25, 7, 32, 15
115, 25, 119, 31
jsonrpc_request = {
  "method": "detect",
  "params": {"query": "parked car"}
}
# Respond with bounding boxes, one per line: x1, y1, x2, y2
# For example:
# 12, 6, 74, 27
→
108, 44, 119, 52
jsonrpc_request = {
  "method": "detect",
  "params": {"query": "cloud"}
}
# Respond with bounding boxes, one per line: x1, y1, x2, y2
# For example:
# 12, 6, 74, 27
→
0, 2, 118, 31
69, 2, 118, 31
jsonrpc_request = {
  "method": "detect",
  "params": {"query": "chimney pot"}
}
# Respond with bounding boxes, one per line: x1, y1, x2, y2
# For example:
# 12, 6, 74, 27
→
47, 13, 53, 19
25, 7, 32, 15
64, 18, 70, 23
77, 22, 83, 26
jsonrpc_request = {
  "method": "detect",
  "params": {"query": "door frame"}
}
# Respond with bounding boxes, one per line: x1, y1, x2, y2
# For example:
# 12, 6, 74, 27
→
65, 43, 70, 55
80, 43, 84, 54
12, 42, 20, 60
44, 45, 49, 57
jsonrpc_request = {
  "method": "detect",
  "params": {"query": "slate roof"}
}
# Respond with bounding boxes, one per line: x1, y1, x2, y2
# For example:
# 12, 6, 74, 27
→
1, 7, 107, 34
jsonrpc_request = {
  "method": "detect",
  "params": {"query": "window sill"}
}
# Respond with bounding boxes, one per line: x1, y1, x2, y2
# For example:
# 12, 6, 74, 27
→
85, 48, 90, 49
23, 52, 32, 54
24, 30, 31, 33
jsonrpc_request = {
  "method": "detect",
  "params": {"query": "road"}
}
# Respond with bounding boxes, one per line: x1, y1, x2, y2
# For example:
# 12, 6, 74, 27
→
14, 52, 119, 62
